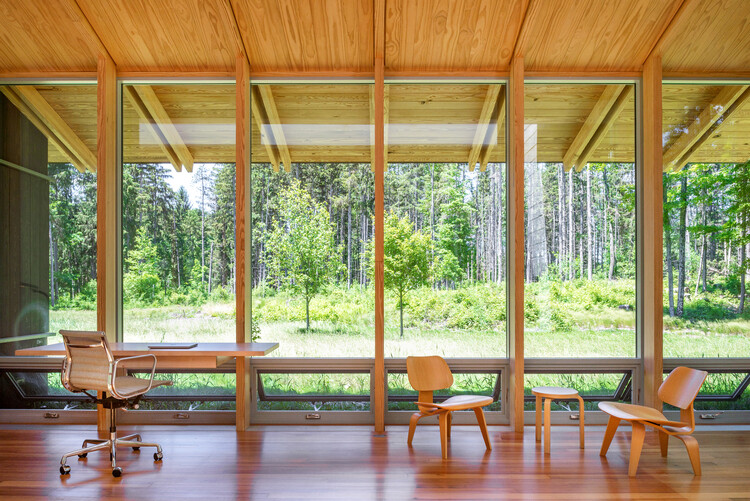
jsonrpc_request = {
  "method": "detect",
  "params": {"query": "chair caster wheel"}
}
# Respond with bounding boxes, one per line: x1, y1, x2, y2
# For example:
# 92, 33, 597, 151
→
78, 453, 88, 458
132, 447, 140, 451
60, 465, 70, 475
112, 467, 122, 477
154, 452, 163, 461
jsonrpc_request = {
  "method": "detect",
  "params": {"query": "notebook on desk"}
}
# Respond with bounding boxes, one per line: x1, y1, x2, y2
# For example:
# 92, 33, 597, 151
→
147, 343, 198, 349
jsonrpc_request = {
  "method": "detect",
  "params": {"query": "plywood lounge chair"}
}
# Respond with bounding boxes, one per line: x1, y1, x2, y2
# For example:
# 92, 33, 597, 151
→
599, 366, 708, 476
406, 355, 493, 459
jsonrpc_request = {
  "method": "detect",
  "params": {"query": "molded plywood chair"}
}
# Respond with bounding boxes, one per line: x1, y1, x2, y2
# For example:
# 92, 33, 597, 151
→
406, 355, 493, 459
599, 366, 708, 476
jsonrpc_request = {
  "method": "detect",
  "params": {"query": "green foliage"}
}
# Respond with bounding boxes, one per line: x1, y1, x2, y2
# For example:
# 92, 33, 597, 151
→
406, 283, 505, 329
123, 227, 161, 304
266, 181, 344, 330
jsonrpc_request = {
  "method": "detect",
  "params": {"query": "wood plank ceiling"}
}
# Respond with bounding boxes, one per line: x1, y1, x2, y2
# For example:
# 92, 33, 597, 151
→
0, 0, 748, 167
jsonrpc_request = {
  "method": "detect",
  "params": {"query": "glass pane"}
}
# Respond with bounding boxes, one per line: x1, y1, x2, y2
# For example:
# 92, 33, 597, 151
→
250, 84, 373, 357
0, 84, 97, 409
258, 372, 370, 411
524, 84, 636, 357
662, 84, 750, 358
384, 83, 507, 358
524, 372, 631, 411
121, 84, 236, 342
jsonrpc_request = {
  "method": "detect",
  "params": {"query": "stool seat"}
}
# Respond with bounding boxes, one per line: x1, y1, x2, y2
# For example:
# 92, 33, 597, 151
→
532, 386, 585, 454
532, 386, 579, 399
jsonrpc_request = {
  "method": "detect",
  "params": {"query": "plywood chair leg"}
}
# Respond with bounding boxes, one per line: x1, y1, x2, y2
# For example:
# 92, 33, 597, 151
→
407, 412, 421, 446
473, 407, 491, 451
628, 422, 646, 476
658, 430, 669, 457
447, 411, 452, 441
676, 435, 701, 475
438, 411, 449, 459
600, 415, 620, 456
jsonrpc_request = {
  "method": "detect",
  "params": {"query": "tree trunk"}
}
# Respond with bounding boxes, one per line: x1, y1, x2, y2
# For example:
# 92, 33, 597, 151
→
399, 289, 404, 339
306, 296, 311, 331
701, 198, 708, 292
558, 165, 565, 279
208, 241, 214, 294
347, 198, 352, 289
587, 166, 593, 280
664, 174, 674, 316
677, 175, 688, 316
740, 242, 746, 314
568, 168, 574, 280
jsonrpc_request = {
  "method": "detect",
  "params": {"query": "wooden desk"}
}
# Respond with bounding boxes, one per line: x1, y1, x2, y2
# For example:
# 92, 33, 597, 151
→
16, 342, 278, 430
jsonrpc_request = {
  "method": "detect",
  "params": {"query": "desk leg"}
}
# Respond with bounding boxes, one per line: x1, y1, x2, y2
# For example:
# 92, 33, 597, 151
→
544, 398, 551, 454
97, 393, 108, 436
535, 395, 542, 442
236, 356, 251, 431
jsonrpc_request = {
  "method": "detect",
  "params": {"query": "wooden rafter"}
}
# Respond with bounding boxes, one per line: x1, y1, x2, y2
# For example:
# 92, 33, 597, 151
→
573, 86, 633, 172
123, 86, 182, 172
469, 84, 502, 171
369, 84, 389, 170
663, 85, 749, 171
563, 85, 625, 171
256, 85, 292, 172
132, 85, 194, 172
1, 86, 96, 172
251, 86, 280, 172
478, 91, 506, 172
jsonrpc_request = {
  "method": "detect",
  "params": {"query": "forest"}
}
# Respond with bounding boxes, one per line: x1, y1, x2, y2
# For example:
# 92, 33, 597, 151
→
46, 159, 750, 360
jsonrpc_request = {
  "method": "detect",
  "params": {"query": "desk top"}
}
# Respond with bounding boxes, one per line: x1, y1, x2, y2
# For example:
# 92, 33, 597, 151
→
16, 342, 279, 357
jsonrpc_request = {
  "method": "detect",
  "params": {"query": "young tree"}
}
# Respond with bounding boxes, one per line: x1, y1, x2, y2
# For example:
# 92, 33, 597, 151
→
266, 181, 343, 331
374, 212, 432, 338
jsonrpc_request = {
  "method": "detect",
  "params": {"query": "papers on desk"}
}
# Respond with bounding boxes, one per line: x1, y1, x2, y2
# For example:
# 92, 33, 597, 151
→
147, 343, 198, 349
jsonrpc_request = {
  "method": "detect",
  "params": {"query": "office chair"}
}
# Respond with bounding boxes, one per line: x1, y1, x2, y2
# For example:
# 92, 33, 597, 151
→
59, 330, 172, 477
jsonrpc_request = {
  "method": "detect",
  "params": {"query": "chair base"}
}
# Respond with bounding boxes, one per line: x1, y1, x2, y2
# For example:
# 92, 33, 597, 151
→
60, 432, 163, 477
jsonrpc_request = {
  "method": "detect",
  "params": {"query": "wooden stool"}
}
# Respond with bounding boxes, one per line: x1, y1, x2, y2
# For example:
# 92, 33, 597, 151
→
532, 386, 585, 454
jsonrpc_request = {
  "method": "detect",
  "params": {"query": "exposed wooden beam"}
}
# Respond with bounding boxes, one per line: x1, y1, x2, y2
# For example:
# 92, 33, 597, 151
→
132, 85, 194, 172
369, 84, 389, 171
0, 86, 85, 172
123, 86, 182, 172
468, 84, 502, 171
575, 86, 634, 172
257, 85, 292, 172
511, 0, 534, 58
663, 85, 749, 171
478, 91, 506, 172
563, 85, 625, 171
223, 0, 248, 60
643, 0, 690, 64
673, 87, 750, 169
7, 86, 97, 172
251, 86, 280, 172
69, 0, 115, 61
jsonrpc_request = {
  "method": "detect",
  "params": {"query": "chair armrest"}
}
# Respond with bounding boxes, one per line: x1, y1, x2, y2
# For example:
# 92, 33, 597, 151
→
111, 354, 158, 399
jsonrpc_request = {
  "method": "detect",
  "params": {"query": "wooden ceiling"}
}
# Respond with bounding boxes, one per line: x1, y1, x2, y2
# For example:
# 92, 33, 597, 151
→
0, 0, 749, 75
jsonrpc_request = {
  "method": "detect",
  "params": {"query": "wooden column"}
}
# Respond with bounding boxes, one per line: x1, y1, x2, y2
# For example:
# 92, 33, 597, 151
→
235, 52, 252, 431
641, 53, 663, 408
96, 53, 117, 433
373, 0, 385, 434
507, 56, 525, 432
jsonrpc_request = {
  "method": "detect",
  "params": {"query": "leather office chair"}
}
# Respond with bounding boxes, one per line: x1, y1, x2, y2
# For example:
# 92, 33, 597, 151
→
59, 330, 172, 477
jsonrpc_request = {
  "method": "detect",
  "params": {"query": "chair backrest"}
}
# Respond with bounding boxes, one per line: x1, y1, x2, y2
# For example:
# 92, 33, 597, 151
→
61, 330, 113, 393
406, 356, 453, 392
658, 366, 708, 410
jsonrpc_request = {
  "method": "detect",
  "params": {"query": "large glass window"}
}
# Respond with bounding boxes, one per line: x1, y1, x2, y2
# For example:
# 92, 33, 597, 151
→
523, 83, 636, 358
0, 84, 97, 409
121, 84, 236, 343
662, 83, 750, 359
384, 83, 507, 359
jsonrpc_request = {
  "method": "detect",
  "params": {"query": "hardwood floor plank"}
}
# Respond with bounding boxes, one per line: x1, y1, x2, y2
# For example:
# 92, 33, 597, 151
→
0, 425, 748, 500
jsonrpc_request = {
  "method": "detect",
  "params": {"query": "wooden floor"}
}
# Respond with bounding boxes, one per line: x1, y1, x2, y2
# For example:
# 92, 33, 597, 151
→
0, 424, 749, 500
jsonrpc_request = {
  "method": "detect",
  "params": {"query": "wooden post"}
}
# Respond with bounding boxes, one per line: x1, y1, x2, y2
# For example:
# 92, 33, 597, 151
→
96, 53, 117, 433
236, 52, 252, 431
507, 55, 525, 433
641, 53, 663, 408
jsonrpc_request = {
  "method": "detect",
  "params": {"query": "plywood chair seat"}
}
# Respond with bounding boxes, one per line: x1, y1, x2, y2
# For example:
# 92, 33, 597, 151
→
406, 356, 494, 459
598, 402, 692, 433
416, 395, 494, 412
599, 366, 707, 476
